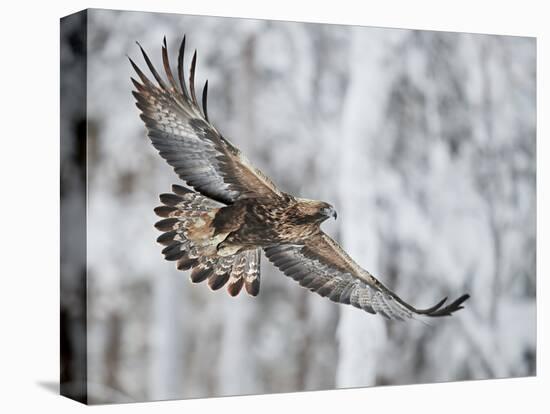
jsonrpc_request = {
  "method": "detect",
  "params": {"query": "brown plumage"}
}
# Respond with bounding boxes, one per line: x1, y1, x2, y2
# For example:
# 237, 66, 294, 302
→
130, 36, 470, 320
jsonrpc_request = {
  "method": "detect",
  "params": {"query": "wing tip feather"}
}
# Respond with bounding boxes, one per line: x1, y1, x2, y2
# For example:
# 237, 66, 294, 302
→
420, 293, 471, 317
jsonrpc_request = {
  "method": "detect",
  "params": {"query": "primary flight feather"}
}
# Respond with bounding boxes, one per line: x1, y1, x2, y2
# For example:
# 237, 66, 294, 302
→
129, 36, 470, 320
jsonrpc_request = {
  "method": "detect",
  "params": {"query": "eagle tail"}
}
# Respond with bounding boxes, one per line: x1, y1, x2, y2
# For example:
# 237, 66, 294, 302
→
154, 184, 260, 296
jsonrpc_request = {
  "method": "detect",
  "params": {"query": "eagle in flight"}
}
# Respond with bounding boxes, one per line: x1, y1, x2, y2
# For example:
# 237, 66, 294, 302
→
129, 36, 469, 321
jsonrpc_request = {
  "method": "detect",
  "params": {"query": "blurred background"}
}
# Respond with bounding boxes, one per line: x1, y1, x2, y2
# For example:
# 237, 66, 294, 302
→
63, 8, 536, 404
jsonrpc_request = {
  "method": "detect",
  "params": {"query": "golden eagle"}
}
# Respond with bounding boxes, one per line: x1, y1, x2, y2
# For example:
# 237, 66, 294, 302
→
129, 36, 469, 320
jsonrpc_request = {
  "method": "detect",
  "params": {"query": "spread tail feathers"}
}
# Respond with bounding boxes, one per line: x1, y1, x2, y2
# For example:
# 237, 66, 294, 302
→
154, 184, 261, 296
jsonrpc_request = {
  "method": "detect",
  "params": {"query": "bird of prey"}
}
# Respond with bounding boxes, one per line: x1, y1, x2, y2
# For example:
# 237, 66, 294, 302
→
129, 36, 470, 321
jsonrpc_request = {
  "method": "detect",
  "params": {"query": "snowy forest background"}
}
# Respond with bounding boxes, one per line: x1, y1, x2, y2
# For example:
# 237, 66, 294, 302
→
62, 9, 536, 404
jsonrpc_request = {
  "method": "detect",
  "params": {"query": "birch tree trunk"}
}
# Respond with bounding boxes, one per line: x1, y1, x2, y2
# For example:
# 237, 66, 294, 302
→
335, 28, 403, 387
150, 273, 185, 400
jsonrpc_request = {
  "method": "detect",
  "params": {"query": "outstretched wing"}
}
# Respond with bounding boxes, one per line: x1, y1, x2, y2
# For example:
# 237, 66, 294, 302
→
264, 233, 469, 320
129, 36, 283, 205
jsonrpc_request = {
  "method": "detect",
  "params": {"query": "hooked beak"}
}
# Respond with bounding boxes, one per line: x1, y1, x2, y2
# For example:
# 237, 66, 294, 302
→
322, 206, 337, 220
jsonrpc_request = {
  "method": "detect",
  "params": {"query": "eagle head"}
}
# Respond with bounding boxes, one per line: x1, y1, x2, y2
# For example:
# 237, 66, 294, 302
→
294, 198, 337, 223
